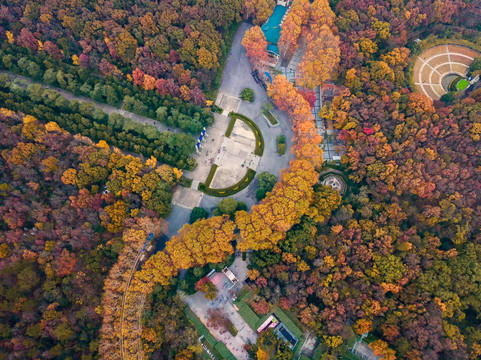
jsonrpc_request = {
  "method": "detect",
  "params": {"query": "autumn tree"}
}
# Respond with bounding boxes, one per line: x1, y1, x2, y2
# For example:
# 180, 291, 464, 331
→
242, 26, 270, 69
296, 25, 340, 89
165, 216, 236, 270
242, 0, 276, 25
195, 277, 218, 300
278, 0, 310, 57
309, 0, 336, 30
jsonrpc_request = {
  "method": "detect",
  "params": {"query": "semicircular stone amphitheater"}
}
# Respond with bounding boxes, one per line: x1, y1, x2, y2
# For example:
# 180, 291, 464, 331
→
413, 44, 480, 100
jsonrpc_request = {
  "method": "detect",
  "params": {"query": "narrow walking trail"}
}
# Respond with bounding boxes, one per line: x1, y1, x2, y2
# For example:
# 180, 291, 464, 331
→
1, 71, 183, 135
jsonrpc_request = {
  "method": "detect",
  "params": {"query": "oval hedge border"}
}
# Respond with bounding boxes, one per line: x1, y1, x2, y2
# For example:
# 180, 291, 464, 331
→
228, 112, 264, 156
198, 112, 263, 196
199, 168, 256, 197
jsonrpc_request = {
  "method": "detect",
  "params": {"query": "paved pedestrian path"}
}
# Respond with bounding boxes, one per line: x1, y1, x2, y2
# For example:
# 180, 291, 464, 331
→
1, 71, 181, 134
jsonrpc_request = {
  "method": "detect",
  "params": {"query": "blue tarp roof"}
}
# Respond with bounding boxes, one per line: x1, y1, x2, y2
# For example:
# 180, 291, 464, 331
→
261, 5, 288, 45
267, 44, 280, 55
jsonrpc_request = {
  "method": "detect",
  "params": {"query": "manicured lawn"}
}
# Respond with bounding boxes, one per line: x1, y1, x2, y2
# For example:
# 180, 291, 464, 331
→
457, 78, 470, 91
225, 116, 236, 138
236, 285, 252, 301
271, 305, 303, 339
235, 286, 303, 338
262, 108, 278, 125
203, 164, 218, 187
277, 135, 286, 155
214, 342, 237, 360
184, 306, 237, 360
184, 307, 217, 344
235, 300, 260, 330
234, 286, 311, 358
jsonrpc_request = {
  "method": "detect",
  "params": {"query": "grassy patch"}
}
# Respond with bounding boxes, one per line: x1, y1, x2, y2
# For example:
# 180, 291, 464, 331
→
203, 164, 218, 188
229, 112, 264, 156
225, 116, 237, 138
262, 108, 278, 125
199, 168, 256, 197
271, 305, 303, 339
277, 135, 286, 155
184, 307, 236, 360
236, 285, 252, 302
184, 307, 217, 344
226, 320, 238, 336
235, 300, 260, 330
214, 342, 237, 360
235, 286, 303, 339
457, 78, 470, 91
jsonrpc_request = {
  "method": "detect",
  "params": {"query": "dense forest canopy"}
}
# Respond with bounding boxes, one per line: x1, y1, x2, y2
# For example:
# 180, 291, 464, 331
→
0, 109, 178, 358
1, 0, 481, 359
0, 0, 243, 101
240, 0, 481, 359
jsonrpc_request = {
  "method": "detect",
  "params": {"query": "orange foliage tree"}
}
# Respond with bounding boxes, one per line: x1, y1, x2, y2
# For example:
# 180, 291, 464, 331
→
241, 26, 270, 69
296, 25, 340, 89
235, 74, 324, 251
242, 0, 276, 25
278, 0, 310, 57
236, 159, 319, 251
267, 75, 323, 167
369, 340, 397, 360
133, 215, 236, 291
309, 0, 336, 30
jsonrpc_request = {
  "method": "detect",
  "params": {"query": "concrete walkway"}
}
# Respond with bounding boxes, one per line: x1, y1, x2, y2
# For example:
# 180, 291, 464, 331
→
1, 71, 182, 135
198, 22, 295, 211
182, 255, 255, 360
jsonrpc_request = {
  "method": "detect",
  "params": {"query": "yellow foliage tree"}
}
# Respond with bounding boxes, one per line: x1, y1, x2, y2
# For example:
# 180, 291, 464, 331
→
72, 54, 79, 65
165, 216, 236, 269
61, 168, 78, 185
241, 26, 269, 70
6, 31, 14, 44
296, 25, 340, 89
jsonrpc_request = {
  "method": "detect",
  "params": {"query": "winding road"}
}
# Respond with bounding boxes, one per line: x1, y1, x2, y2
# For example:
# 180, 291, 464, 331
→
2, 22, 297, 360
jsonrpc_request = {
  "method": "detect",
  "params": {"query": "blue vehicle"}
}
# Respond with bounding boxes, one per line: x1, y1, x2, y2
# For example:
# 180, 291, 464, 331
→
141, 233, 154, 252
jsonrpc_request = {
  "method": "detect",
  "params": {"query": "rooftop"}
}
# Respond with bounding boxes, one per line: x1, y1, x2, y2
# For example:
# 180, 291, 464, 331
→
261, 5, 288, 45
